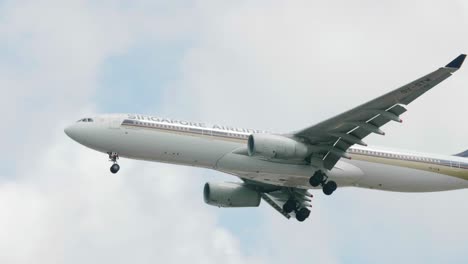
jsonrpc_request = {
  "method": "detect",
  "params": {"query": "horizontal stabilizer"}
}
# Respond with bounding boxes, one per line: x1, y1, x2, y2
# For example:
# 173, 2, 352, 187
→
454, 149, 468, 158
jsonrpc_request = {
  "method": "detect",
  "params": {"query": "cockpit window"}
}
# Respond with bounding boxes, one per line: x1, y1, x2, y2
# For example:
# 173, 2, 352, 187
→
77, 118, 94, 123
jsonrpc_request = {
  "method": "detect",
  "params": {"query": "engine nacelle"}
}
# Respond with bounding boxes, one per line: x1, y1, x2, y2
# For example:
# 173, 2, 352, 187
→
203, 182, 261, 208
247, 134, 309, 159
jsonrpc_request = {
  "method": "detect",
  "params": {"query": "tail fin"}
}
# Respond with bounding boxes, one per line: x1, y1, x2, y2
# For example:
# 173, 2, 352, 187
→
454, 150, 468, 158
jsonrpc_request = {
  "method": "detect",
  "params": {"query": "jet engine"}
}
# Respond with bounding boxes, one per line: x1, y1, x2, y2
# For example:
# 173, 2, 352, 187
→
203, 182, 261, 207
247, 134, 309, 159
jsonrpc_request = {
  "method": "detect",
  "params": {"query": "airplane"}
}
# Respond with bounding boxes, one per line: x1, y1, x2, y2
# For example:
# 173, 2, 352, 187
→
65, 54, 467, 222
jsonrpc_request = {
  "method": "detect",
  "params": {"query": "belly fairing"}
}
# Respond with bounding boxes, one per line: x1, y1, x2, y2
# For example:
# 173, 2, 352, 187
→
215, 154, 363, 188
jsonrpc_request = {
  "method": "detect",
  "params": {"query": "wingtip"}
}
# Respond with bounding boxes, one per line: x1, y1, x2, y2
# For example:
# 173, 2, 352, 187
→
445, 54, 466, 69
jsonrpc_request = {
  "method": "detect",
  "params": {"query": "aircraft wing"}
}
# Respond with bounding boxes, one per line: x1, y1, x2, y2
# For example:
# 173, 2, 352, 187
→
293, 54, 466, 170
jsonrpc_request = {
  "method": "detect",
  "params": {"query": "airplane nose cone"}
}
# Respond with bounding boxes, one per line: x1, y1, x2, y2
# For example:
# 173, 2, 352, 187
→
64, 125, 77, 140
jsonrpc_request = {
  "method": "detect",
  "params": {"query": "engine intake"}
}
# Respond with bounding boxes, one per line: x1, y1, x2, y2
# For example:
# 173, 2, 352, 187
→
203, 182, 261, 208
247, 134, 309, 159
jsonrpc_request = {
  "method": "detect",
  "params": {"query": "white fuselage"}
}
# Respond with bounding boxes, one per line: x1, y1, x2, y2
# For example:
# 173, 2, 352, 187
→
65, 114, 468, 192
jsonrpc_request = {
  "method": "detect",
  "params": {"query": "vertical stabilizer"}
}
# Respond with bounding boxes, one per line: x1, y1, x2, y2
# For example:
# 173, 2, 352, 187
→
454, 149, 468, 157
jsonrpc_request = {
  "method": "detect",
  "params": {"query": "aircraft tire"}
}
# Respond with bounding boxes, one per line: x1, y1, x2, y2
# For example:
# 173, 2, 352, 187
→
323, 181, 337, 195
309, 171, 324, 187
110, 163, 120, 174
282, 199, 296, 214
296, 208, 310, 222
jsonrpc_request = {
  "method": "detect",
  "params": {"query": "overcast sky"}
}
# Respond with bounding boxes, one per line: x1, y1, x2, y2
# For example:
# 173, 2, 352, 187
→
1, 0, 468, 263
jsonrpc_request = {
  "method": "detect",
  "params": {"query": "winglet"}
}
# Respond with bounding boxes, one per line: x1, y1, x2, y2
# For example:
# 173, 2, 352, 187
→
445, 54, 466, 69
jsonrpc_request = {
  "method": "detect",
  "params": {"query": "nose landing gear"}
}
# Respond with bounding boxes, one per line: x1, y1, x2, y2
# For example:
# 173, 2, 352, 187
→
108, 152, 120, 174
309, 170, 337, 195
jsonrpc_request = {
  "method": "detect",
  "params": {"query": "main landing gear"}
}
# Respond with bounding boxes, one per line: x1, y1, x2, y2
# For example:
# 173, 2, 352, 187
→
309, 170, 337, 195
108, 152, 120, 174
282, 199, 311, 222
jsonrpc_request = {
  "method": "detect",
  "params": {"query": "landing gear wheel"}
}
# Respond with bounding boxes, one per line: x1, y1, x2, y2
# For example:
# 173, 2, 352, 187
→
110, 163, 120, 174
282, 199, 297, 214
323, 181, 337, 195
309, 170, 325, 187
295, 208, 311, 222
108, 152, 120, 174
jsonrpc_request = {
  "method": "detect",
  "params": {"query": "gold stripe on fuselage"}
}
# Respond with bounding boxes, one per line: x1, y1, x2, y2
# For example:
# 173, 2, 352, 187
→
350, 154, 468, 180
122, 122, 248, 144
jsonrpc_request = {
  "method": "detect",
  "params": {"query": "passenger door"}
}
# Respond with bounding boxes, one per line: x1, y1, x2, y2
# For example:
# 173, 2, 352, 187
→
109, 117, 121, 129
